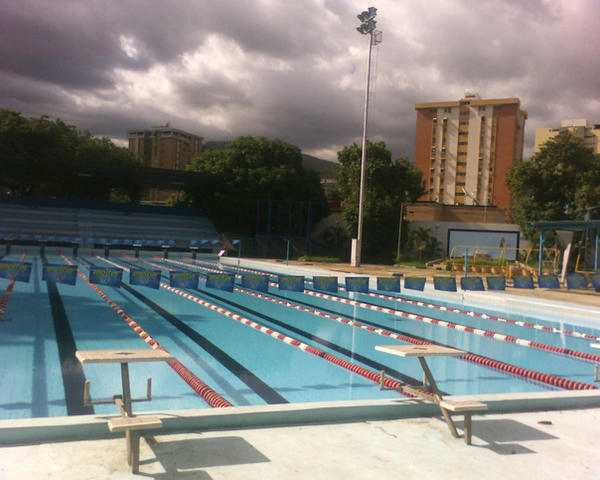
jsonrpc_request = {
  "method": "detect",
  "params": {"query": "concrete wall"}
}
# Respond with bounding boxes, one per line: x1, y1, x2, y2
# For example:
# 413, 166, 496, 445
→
408, 220, 529, 255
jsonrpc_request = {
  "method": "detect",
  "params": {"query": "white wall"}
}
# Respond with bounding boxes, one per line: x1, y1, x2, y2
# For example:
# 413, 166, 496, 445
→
408, 220, 530, 255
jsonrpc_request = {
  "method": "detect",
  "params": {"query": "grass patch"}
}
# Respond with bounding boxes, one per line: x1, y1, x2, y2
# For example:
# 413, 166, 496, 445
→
297, 255, 342, 263
395, 259, 429, 268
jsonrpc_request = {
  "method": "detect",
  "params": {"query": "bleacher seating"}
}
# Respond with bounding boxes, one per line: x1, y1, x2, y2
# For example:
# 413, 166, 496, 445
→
0, 201, 219, 250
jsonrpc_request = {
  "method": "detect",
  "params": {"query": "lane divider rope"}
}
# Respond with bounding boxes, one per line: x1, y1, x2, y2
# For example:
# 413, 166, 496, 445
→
158, 256, 596, 391
106, 255, 421, 397
303, 289, 600, 365
172, 257, 600, 367
0, 252, 27, 320
193, 257, 600, 343
62, 254, 232, 408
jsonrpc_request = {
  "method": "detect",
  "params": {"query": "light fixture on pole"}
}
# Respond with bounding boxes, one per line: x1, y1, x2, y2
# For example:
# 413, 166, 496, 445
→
462, 187, 487, 224
351, 6, 382, 267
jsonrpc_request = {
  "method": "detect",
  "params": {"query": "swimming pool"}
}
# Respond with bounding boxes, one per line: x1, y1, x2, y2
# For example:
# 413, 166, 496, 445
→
1, 247, 599, 420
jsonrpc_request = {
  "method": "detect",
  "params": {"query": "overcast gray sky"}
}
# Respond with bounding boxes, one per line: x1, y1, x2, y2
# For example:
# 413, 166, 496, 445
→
1, 0, 599, 162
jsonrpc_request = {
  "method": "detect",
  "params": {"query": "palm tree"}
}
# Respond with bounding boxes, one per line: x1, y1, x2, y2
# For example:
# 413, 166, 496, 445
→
408, 226, 440, 259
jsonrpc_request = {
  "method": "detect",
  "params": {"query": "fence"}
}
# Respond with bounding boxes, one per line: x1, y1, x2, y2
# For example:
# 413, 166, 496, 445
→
448, 245, 561, 277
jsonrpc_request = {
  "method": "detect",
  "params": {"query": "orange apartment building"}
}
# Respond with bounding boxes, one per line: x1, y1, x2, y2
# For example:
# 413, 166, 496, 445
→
414, 93, 527, 215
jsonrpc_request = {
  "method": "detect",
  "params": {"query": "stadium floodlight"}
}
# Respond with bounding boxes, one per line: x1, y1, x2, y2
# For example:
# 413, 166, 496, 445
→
351, 6, 382, 267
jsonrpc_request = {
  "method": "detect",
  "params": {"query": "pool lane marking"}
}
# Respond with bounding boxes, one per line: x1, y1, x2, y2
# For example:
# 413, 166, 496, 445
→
61, 254, 232, 408
0, 252, 27, 320
168, 257, 600, 366
161, 257, 595, 391
302, 289, 600, 366
107, 258, 289, 404
152, 257, 587, 391
121, 282, 289, 404
105, 256, 424, 397
364, 290, 600, 342
128, 256, 423, 387
191, 257, 600, 343
42, 253, 94, 415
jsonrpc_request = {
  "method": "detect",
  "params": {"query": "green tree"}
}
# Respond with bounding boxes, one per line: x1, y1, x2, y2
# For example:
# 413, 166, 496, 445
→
507, 131, 600, 241
183, 136, 327, 234
0, 108, 138, 201
407, 226, 441, 259
336, 141, 424, 262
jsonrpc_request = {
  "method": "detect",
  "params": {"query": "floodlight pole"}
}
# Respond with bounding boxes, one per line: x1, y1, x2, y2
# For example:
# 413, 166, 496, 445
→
352, 8, 380, 267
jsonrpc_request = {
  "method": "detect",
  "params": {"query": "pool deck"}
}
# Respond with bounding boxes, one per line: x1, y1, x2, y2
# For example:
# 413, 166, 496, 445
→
2, 258, 600, 479
2, 407, 600, 479
260, 258, 600, 308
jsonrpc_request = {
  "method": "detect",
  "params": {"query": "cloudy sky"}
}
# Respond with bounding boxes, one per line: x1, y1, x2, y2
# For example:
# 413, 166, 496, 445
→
1, 0, 599, 162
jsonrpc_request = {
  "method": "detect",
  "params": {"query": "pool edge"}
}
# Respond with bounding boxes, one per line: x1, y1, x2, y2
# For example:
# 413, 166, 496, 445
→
3, 390, 600, 445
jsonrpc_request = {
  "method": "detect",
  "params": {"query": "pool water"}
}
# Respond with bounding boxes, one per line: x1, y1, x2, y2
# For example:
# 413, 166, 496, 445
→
1, 249, 599, 420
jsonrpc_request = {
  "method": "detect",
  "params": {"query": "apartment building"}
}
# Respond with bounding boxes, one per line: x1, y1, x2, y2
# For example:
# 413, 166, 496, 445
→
128, 125, 203, 202
414, 93, 527, 215
534, 119, 600, 154
128, 125, 203, 170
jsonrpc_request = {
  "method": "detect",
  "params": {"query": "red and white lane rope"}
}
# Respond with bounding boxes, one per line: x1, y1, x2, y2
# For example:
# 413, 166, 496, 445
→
0, 252, 27, 320
62, 254, 232, 408
168, 257, 600, 366
156, 256, 596, 391
365, 290, 600, 342
195, 257, 600, 343
98, 256, 421, 397
303, 289, 600, 365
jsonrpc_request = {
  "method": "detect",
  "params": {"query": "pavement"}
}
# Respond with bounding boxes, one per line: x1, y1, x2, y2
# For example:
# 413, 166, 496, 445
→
2, 259, 600, 479
2, 408, 600, 479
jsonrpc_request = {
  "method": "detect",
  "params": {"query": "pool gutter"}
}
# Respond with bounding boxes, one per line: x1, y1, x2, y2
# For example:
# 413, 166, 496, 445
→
2, 390, 600, 445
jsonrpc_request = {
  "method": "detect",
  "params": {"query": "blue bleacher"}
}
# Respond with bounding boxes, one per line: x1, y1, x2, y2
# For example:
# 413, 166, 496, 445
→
0, 201, 220, 251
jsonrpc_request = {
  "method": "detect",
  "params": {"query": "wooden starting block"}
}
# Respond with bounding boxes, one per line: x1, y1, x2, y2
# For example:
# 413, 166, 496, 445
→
107, 415, 162, 471
439, 399, 488, 445
108, 415, 162, 433
76, 349, 174, 473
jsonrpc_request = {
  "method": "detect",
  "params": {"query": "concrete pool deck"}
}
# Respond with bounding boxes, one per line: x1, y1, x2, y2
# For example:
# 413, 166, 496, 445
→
2, 257, 600, 478
2, 407, 600, 479
257, 258, 600, 308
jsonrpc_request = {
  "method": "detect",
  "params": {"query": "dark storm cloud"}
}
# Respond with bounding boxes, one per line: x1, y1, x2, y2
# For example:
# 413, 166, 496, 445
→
0, 2, 149, 88
175, 74, 251, 110
1, 0, 599, 161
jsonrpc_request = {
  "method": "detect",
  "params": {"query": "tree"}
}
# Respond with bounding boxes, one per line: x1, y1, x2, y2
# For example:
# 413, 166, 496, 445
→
507, 131, 600, 241
183, 136, 328, 234
0, 108, 138, 201
407, 226, 441, 259
336, 141, 424, 262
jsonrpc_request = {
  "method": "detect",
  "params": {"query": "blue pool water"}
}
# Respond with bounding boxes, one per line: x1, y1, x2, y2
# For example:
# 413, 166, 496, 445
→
2, 248, 600, 420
